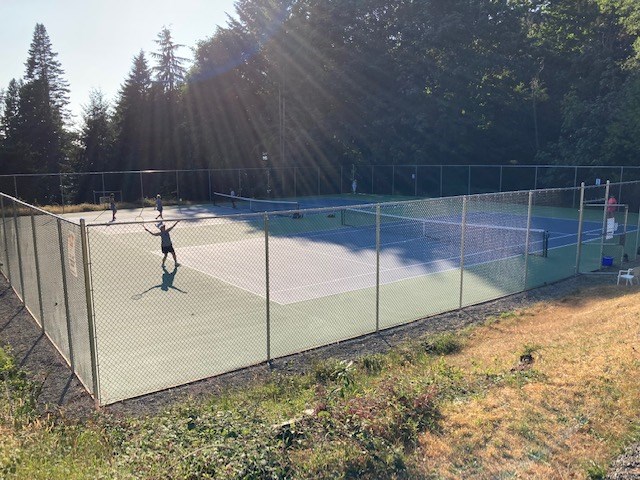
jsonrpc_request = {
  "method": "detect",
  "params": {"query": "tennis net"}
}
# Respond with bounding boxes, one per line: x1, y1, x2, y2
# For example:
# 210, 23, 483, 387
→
341, 207, 549, 257
213, 192, 300, 213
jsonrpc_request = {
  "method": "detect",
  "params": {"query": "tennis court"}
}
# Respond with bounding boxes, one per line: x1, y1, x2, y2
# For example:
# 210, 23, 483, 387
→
80, 189, 637, 404
3, 181, 639, 405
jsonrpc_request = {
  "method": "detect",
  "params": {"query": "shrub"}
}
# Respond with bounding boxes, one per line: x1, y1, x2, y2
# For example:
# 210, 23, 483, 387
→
359, 354, 385, 375
422, 332, 462, 356
0, 348, 40, 426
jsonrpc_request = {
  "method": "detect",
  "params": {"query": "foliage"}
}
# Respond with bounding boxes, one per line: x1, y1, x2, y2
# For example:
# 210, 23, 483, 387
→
2, 1, 640, 204
421, 332, 462, 356
2, 285, 640, 477
0, 24, 72, 204
0, 347, 39, 427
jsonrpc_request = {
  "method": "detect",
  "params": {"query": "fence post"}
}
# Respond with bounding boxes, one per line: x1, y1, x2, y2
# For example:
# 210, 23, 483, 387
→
371, 166, 374, 194
13, 176, 17, 199
575, 182, 585, 274
572, 167, 579, 208
459, 196, 467, 308
621, 205, 629, 266
176, 171, 180, 203
635, 205, 640, 262
467, 166, 471, 195
0, 196, 11, 285
139, 172, 144, 206
375, 204, 380, 332
30, 214, 45, 329
440, 165, 443, 197
60, 173, 65, 214
264, 213, 271, 363
414, 165, 418, 196
534, 167, 539, 190
80, 219, 101, 408
392, 166, 395, 195
101, 172, 106, 196
599, 180, 611, 267
208, 170, 212, 202
12, 199, 26, 304
499, 166, 503, 192
618, 166, 624, 203
523, 191, 533, 289
57, 218, 75, 371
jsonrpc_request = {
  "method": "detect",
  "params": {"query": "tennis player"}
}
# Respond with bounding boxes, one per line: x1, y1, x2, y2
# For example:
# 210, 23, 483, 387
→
352, 179, 357, 194
109, 193, 117, 222
230, 189, 237, 208
144, 221, 180, 267
155, 194, 163, 219
607, 196, 617, 218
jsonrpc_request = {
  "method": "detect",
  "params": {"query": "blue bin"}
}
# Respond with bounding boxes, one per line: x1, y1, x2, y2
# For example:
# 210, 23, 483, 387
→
602, 256, 614, 267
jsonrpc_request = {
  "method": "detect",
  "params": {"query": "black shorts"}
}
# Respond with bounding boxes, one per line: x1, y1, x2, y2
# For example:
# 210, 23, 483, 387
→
161, 245, 174, 254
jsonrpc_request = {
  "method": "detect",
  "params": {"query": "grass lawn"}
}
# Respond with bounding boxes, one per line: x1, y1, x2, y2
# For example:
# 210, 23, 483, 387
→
1, 284, 639, 479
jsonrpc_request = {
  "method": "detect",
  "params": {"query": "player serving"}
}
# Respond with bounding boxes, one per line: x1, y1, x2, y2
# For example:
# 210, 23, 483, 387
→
143, 221, 180, 267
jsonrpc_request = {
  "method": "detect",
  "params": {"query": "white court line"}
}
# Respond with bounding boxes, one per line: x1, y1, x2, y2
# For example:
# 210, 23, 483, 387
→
118, 225, 609, 306
150, 248, 284, 305
271, 240, 533, 296
269, 238, 377, 268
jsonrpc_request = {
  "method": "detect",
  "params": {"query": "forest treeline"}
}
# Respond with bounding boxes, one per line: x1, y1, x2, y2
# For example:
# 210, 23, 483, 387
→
1, 0, 640, 192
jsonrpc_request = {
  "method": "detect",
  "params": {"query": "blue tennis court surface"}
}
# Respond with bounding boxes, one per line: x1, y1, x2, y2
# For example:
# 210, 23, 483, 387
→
135, 210, 632, 305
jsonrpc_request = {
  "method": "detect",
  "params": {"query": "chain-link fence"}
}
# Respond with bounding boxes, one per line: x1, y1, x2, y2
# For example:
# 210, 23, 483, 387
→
1, 180, 639, 406
3, 164, 640, 208
0, 196, 97, 400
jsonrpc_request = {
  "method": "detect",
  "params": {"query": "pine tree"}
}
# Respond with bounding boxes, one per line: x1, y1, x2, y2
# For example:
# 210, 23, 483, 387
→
151, 27, 188, 94
24, 23, 70, 118
0, 79, 22, 173
79, 89, 114, 172
150, 27, 189, 169
17, 23, 71, 176
113, 51, 153, 171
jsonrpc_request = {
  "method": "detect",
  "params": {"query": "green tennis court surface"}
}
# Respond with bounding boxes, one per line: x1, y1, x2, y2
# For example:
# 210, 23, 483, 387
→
78, 196, 637, 404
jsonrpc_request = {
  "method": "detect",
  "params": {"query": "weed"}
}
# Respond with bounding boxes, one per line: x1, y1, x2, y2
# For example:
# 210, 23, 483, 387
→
338, 377, 440, 447
520, 343, 541, 358
0, 347, 40, 426
359, 353, 385, 375
585, 460, 607, 479
422, 332, 462, 355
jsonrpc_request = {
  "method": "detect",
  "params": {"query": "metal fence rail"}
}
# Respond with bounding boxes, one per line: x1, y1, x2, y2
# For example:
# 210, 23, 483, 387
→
2, 164, 640, 210
1, 180, 639, 406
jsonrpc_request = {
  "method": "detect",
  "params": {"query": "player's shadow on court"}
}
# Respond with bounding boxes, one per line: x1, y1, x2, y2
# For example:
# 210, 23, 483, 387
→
131, 265, 187, 299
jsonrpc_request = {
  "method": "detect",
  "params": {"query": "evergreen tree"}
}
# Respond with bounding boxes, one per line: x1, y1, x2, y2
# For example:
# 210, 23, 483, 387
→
0, 79, 22, 174
113, 51, 153, 171
151, 27, 188, 94
79, 89, 114, 172
150, 27, 189, 170
17, 23, 71, 175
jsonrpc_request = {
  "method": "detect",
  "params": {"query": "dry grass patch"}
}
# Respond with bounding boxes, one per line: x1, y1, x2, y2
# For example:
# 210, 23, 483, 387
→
414, 286, 640, 479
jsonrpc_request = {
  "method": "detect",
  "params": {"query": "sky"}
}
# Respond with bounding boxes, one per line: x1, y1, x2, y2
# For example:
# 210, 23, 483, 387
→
0, 0, 238, 126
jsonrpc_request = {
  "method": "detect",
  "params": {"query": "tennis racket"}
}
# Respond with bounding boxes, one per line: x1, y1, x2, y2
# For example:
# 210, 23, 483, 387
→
93, 206, 109, 222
